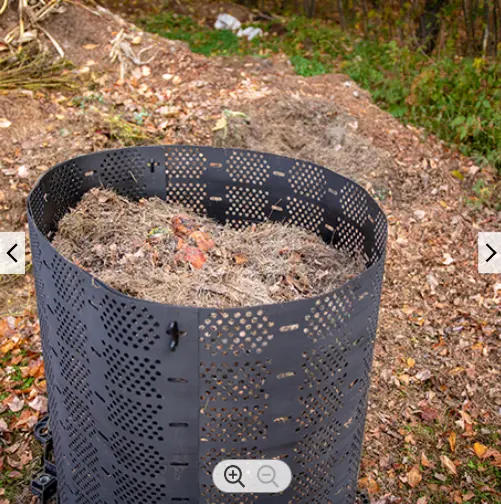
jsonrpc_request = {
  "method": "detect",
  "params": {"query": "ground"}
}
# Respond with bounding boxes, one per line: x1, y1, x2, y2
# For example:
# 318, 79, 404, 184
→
0, 2, 500, 503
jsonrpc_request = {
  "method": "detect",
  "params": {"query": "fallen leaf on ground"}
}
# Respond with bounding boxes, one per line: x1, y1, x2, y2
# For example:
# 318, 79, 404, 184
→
0, 118, 11, 128
28, 395, 47, 413
358, 476, 380, 494
13, 409, 37, 429
440, 454, 457, 475
473, 442, 488, 458
5, 396, 23, 413
407, 464, 422, 488
483, 448, 501, 466
449, 432, 457, 452
416, 368, 432, 381
442, 253, 454, 265
0, 419, 8, 433
421, 451, 435, 468
420, 405, 439, 422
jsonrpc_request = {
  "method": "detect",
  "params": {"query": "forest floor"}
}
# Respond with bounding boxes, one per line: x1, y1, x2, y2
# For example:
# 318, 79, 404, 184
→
0, 2, 500, 503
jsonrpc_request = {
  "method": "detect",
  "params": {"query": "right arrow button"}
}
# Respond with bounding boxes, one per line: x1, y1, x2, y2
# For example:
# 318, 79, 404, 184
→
478, 233, 501, 273
486, 243, 497, 263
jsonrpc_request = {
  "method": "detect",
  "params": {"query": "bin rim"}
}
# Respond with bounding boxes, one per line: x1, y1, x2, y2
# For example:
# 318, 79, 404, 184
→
27, 144, 387, 314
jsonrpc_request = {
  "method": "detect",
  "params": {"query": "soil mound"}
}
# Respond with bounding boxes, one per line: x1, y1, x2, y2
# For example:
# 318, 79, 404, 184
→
213, 94, 393, 183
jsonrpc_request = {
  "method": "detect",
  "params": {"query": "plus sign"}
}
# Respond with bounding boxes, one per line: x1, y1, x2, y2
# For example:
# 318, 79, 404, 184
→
229, 469, 238, 480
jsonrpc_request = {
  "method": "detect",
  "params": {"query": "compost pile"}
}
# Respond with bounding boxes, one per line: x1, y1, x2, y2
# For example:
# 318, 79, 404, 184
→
53, 188, 364, 308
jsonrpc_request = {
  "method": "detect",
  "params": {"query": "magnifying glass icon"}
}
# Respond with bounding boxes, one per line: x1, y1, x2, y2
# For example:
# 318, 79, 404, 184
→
224, 465, 245, 488
257, 465, 279, 488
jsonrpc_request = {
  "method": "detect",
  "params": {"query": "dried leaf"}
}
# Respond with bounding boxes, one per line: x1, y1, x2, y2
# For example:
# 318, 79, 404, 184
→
0, 118, 12, 128
358, 476, 380, 494
212, 115, 228, 132
421, 451, 435, 468
473, 442, 488, 458
416, 497, 428, 504
442, 253, 454, 265
416, 369, 432, 381
440, 454, 457, 475
0, 340, 16, 355
0, 419, 8, 433
6, 396, 24, 413
407, 464, 422, 488
234, 254, 248, 265
13, 409, 37, 429
28, 395, 48, 413
407, 357, 416, 368
449, 432, 457, 452
484, 448, 501, 466
420, 405, 439, 422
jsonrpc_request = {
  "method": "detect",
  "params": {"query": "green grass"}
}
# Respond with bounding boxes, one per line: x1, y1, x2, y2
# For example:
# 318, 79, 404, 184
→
138, 12, 501, 175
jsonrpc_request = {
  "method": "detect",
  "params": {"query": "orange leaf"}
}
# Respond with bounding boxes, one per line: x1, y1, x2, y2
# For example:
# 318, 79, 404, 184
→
407, 464, 422, 488
407, 357, 416, 368
449, 432, 457, 453
0, 340, 16, 355
358, 476, 380, 494
473, 442, 488, 458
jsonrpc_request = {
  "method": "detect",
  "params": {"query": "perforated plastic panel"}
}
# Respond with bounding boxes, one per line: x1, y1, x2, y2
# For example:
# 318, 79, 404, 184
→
28, 146, 387, 504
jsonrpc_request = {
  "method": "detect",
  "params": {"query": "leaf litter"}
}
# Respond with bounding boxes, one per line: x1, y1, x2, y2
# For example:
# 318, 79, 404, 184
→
52, 188, 365, 308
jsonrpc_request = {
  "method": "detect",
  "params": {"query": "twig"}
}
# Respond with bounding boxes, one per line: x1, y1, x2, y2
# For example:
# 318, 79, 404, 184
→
0, 0, 9, 16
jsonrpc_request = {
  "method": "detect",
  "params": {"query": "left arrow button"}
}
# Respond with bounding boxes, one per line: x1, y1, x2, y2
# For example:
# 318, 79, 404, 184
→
0, 233, 25, 274
7, 244, 18, 263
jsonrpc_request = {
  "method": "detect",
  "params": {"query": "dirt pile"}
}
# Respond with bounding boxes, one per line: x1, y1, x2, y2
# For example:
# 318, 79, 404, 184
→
53, 188, 364, 308
213, 94, 393, 183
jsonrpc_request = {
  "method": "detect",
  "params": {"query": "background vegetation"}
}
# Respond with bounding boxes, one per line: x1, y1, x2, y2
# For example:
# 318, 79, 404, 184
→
130, 0, 501, 170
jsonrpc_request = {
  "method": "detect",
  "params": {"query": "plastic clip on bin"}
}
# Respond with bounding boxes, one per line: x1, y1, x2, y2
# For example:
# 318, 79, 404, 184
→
28, 146, 387, 504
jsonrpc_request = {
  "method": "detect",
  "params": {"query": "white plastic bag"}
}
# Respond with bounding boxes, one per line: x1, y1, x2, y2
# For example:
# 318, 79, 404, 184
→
214, 13, 242, 31
237, 27, 264, 41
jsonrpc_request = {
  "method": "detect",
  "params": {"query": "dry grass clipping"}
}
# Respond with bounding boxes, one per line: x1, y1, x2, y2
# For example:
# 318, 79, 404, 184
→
53, 188, 364, 308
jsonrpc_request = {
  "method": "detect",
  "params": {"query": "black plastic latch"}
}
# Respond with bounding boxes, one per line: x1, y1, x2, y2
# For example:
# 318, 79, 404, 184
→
167, 321, 180, 351
30, 471, 57, 503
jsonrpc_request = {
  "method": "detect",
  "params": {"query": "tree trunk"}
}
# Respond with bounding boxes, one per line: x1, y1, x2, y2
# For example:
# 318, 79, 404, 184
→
304, 0, 316, 17
493, 0, 499, 55
362, 0, 369, 36
417, 0, 450, 54
337, 0, 346, 28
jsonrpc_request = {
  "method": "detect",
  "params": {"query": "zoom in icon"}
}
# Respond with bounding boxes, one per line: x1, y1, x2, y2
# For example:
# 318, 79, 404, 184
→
224, 465, 245, 488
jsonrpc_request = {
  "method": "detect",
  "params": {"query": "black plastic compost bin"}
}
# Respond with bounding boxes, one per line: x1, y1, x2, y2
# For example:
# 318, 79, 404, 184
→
27, 146, 387, 504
